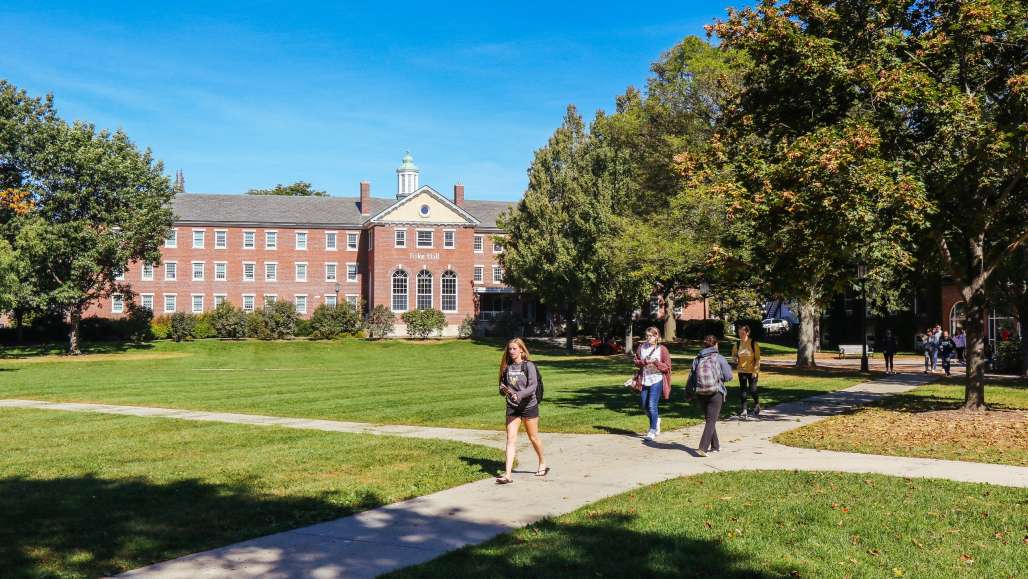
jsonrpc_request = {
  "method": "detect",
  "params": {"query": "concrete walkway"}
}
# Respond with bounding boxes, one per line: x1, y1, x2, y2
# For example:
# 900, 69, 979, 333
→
4, 373, 1026, 578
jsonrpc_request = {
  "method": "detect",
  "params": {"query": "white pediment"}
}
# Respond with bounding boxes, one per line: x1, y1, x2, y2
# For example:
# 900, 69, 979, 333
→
370, 186, 480, 225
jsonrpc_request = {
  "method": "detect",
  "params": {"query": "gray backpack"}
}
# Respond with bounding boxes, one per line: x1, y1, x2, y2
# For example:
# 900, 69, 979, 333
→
694, 354, 722, 395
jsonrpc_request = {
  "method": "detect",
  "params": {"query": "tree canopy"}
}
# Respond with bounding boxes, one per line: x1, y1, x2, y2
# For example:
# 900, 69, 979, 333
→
246, 181, 328, 196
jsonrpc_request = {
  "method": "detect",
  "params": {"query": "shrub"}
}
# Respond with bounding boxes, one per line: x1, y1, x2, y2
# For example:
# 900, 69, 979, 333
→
209, 302, 247, 338
295, 318, 313, 337
995, 338, 1023, 373
309, 303, 363, 340
169, 312, 196, 342
366, 304, 395, 339
124, 304, 154, 342
193, 315, 215, 339
402, 308, 446, 339
249, 301, 298, 340
491, 311, 525, 338
151, 315, 171, 340
458, 315, 475, 339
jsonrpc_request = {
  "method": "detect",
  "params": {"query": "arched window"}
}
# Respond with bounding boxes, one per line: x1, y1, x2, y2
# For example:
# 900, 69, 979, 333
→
441, 271, 457, 312
949, 302, 966, 336
417, 270, 433, 310
391, 270, 408, 312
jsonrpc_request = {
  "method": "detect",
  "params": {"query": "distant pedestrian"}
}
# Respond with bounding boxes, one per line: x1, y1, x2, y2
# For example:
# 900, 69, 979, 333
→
925, 326, 942, 373
730, 325, 761, 418
953, 328, 966, 363
939, 331, 957, 376
882, 329, 898, 375
687, 335, 733, 457
920, 329, 932, 374
496, 338, 547, 484
634, 326, 672, 441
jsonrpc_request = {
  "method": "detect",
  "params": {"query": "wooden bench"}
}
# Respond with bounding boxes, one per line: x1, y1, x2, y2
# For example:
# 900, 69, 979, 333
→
837, 344, 874, 358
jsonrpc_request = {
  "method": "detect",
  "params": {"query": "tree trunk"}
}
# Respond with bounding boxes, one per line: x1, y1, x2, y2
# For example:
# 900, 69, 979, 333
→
67, 306, 82, 355
624, 311, 635, 358
663, 294, 677, 342
14, 309, 24, 344
962, 299, 987, 409
1019, 294, 1028, 378
796, 297, 818, 368
565, 303, 576, 353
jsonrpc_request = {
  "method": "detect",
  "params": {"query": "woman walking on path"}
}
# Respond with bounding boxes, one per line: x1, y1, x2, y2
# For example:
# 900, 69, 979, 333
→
920, 329, 933, 374
633, 326, 672, 441
496, 338, 547, 484
939, 330, 957, 377
730, 325, 761, 418
882, 329, 898, 375
688, 335, 733, 457
954, 328, 966, 363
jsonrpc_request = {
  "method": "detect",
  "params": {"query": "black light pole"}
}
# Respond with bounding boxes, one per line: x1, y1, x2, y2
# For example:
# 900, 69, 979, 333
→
858, 263, 869, 372
699, 281, 711, 320
334, 282, 341, 306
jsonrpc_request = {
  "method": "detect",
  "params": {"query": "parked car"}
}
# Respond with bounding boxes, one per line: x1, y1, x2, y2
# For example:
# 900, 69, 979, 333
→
762, 318, 790, 334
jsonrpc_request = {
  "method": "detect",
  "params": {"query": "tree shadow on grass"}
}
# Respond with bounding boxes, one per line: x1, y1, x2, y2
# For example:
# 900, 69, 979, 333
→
0, 474, 386, 578
386, 512, 796, 578
0, 341, 155, 359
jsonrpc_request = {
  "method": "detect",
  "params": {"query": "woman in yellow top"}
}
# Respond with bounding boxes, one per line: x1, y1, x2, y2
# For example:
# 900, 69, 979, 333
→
730, 325, 761, 418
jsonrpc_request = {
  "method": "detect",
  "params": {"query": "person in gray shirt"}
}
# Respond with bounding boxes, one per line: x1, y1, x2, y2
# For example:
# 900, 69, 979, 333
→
496, 338, 547, 484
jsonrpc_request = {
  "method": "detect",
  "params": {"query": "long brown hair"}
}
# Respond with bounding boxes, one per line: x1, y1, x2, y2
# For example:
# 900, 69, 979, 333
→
499, 338, 531, 385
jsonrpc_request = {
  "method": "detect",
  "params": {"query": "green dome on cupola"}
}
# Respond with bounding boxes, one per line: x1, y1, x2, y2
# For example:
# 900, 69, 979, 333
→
398, 151, 419, 172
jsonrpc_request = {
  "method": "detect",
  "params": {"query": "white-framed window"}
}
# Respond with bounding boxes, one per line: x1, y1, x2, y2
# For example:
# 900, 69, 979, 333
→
368, 231, 373, 251
325, 231, 337, 251
140, 293, 154, 311
295, 262, 308, 282
324, 294, 337, 307
325, 262, 337, 282
191, 294, 204, 313
141, 263, 154, 281
164, 228, 178, 248
347, 232, 359, 251
416, 269, 433, 310
215, 229, 227, 249
164, 293, 177, 313
493, 265, 503, 284
443, 230, 455, 249
493, 237, 503, 253
416, 230, 433, 248
114, 268, 125, 281
345, 294, 359, 307
473, 235, 484, 253
441, 271, 457, 312
265, 230, 278, 249
242, 294, 256, 312
214, 294, 227, 307
264, 294, 277, 307
295, 231, 308, 250
192, 261, 204, 281
265, 262, 278, 282
243, 261, 256, 282
165, 261, 177, 281
243, 230, 256, 249
394, 229, 406, 248
473, 265, 484, 284
392, 269, 408, 312
111, 293, 125, 314
214, 261, 227, 281
192, 229, 205, 249
346, 263, 358, 282
295, 294, 308, 314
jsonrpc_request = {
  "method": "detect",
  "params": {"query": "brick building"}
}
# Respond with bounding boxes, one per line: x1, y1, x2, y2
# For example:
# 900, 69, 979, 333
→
90, 153, 527, 336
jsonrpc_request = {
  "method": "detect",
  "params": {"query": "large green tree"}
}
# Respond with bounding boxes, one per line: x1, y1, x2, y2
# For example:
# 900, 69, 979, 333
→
246, 181, 327, 196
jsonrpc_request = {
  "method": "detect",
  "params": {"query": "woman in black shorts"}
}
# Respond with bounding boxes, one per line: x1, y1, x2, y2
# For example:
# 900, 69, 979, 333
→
496, 338, 547, 484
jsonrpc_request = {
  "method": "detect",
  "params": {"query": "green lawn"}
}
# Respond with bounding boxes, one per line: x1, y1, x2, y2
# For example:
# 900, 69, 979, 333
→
0, 407, 499, 579
774, 378, 1028, 466
387, 471, 1027, 579
0, 339, 862, 433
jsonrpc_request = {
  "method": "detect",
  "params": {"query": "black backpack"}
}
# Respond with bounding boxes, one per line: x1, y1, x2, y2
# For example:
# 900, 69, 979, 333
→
530, 361, 544, 402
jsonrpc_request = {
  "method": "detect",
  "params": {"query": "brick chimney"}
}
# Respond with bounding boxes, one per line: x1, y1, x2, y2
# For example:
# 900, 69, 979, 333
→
453, 183, 464, 207
360, 181, 371, 215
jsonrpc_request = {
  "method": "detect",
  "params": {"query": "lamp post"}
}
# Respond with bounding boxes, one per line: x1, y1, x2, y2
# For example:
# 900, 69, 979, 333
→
334, 282, 341, 306
857, 263, 869, 372
699, 281, 711, 320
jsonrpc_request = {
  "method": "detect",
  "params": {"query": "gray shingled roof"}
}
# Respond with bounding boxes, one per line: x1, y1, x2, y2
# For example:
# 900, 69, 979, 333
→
172, 193, 516, 229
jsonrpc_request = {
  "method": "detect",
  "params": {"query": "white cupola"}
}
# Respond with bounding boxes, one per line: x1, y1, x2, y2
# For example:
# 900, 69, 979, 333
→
396, 151, 419, 198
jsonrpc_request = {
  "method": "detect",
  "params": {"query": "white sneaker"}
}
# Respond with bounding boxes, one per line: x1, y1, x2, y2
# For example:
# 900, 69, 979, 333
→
655, 418, 662, 435
644, 430, 656, 441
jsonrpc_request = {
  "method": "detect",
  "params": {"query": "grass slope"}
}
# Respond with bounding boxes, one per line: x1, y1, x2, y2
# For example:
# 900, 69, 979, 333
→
388, 471, 1027, 579
0, 407, 499, 579
0, 339, 860, 433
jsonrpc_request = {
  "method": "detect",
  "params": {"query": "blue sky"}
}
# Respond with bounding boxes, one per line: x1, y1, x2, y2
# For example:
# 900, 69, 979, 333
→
2, 1, 740, 201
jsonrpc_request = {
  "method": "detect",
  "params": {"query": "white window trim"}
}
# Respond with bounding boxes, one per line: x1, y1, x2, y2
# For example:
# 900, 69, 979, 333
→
473, 234, 484, 253
294, 294, 308, 314
242, 294, 256, 312
265, 230, 278, 250
324, 294, 337, 307
441, 272, 458, 313
214, 229, 228, 249
191, 293, 204, 314
263, 294, 278, 307
392, 270, 409, 313
346, 231, 359, 251
474, 265, 485, 284
394, 228, 407, 248
325, 262, 338, 282
111, 293, 125, 314
264, 261, 278, 282
295, 261, 308, 282
165, 228, 178, 248
492, 236, 504, 254
192, 228, 205, 249
242, 261, 256, 282
191, 261, 205, 281
164, 261, 178, 281
214, 261, 227, 281
325, 230, 338, 251
114, 268, 126, 281
346, 262, 358, 283
140, 293, 154, 311
213, 293, 228, 307
141, 263, 154, 281
243, 230, 256, 250
345, 294, 359, 306
163, 293, 177, 313
443, 229, 456, 249
416, 229, 434, 249
295, 230, 308, 250
493, 265, 503, 284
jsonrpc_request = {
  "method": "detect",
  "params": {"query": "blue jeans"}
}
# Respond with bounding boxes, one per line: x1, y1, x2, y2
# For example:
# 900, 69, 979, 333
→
640, 381, 661, 431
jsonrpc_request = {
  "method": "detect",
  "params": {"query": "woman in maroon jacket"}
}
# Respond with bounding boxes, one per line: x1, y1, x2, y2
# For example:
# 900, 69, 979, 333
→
634, 326, 672, 441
